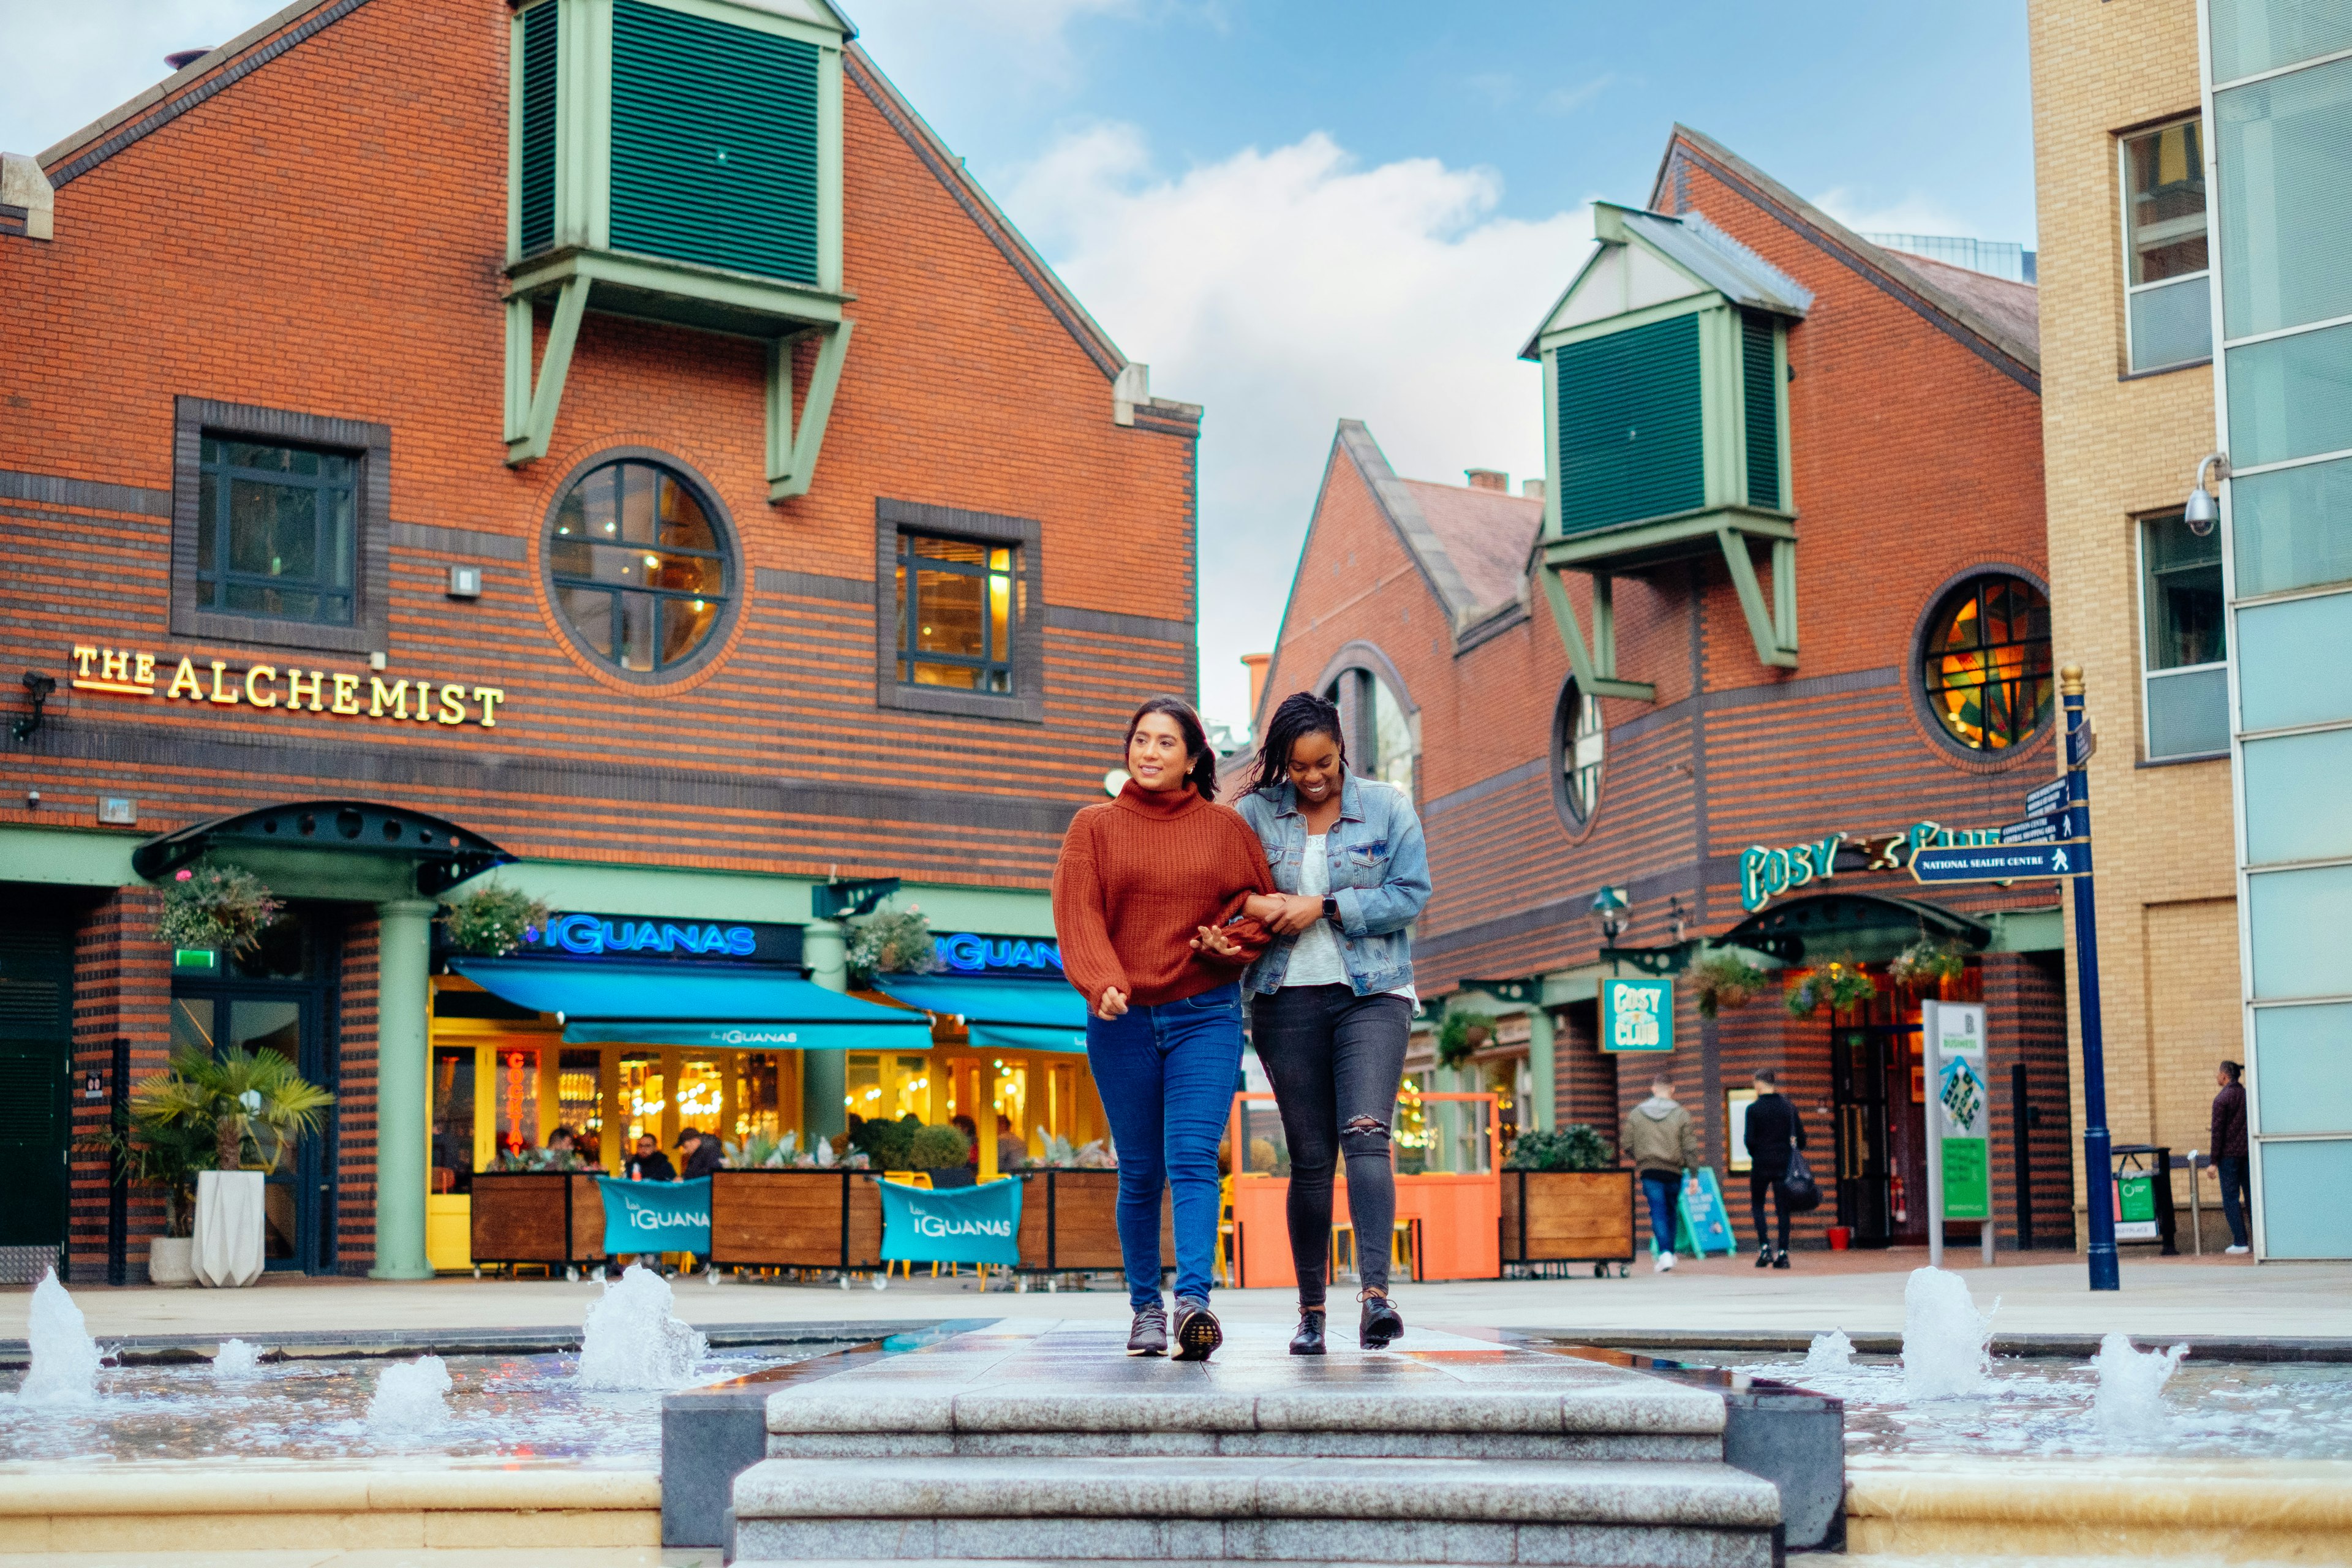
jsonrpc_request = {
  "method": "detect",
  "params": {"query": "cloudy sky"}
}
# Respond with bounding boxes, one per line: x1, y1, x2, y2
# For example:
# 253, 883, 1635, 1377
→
2, 0, 2035, 732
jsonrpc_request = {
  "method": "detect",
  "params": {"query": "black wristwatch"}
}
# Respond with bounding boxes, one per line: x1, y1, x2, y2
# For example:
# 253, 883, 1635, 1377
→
1321, 895, 1340, 922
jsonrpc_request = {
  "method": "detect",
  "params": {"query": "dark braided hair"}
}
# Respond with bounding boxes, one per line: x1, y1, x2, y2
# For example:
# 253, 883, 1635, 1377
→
1248, 690, 1347, 796
1125, 694, 1219, 799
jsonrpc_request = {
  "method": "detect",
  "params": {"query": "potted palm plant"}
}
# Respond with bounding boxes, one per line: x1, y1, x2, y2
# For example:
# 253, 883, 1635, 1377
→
132, 1044, 333, 1287
79, 1101, 216, 1285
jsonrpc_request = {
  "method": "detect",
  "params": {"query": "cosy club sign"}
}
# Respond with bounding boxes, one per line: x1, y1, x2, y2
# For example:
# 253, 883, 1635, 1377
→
70, 640, 507, 729
1740, 820, 2003, 913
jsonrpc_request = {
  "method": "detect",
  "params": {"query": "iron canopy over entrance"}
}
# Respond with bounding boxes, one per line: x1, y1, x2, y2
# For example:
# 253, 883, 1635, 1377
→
132, 801, 511, 895
1718, 892, 1988, 966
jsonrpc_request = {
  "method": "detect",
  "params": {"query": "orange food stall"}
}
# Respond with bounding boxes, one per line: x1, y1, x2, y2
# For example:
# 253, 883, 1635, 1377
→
1224, 1088, 1501, 1287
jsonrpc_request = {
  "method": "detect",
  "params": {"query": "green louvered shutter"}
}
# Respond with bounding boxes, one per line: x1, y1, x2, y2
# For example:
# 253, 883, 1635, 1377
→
1742, 311, 1782, 510
518, 1, 559, 257
1552, 313, 1706, 535
608, 0, 820, 284
0, 924, 71, 1250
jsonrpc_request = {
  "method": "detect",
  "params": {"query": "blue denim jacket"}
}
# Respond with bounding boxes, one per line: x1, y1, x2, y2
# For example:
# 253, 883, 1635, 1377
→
1235, 774, 1432, 995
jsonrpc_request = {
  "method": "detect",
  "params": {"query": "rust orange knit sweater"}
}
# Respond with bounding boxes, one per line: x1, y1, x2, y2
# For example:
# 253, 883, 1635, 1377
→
1052, 781, 1275, 1009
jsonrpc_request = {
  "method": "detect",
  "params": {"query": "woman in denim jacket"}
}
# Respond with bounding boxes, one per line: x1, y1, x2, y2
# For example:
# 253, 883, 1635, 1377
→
1237, 692, 1432, 1355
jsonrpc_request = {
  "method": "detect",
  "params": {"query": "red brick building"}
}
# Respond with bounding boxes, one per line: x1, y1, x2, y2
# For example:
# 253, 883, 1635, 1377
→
1257, 129, 2075, 1253
0, 0, 1197, 1281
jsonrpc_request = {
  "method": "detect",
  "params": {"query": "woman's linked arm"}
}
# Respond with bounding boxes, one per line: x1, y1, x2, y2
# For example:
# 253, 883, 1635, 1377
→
1194, 818, 1276, 968
1050, 814, 1131, 1007
1330, 794, 1432, 937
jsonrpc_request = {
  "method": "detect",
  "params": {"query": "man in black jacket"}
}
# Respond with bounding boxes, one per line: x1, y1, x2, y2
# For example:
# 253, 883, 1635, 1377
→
1742, 1071, 1806, 1268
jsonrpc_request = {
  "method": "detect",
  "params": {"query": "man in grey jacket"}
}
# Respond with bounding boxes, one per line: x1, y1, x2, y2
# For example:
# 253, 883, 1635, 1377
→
1621, 1077, 1700, 1272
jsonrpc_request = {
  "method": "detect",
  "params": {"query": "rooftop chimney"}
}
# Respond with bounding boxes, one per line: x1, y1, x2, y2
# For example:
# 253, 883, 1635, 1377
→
1522, 477, 1546, 503
1240, 652, 1271, 720
1464, 469, 1509, 492
165, 49, 215, 71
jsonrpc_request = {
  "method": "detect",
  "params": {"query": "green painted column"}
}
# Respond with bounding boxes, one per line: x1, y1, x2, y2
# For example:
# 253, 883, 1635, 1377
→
1526, 1008, 1557, 1134
802, 918, 846, 1142
370, 897, 438, 1280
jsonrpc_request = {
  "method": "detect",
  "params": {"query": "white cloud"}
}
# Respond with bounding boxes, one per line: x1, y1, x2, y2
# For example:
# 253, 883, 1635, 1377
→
1809, 184, 1977, 240
1540, 73, 1615, 115
1006, 126, 1591, 729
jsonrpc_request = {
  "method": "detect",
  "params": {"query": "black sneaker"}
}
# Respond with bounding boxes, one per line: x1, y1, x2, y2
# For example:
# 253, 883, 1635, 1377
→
1359, 1289, 1404, 1349
1772, 1250, 1792, 1270
1755, 1244, 1773, 1269
1171, 1296, 1222, 1361
1126, 1301, 1168, 1356
1289, 1306, 1327, 1356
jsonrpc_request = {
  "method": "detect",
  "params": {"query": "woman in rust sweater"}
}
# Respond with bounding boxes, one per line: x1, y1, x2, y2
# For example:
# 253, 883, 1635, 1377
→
1053, 695, 1272, 1360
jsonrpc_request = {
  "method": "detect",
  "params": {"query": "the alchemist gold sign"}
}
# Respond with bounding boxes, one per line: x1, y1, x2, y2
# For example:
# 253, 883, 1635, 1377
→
70, 642, 508, 729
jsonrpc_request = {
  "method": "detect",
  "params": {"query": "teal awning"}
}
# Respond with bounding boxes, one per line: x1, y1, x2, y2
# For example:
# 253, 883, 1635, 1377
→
872, 976, 1091, 1055
451, 959, 933, 1051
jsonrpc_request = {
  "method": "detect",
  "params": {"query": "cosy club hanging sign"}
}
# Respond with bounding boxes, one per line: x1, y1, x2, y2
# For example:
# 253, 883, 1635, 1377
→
69, 640, 507, 729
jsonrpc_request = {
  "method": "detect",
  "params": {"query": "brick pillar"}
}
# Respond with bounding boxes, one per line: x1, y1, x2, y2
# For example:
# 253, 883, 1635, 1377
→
69, 886, 170, 1282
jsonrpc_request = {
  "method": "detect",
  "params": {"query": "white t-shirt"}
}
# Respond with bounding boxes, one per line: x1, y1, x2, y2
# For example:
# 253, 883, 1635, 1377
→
1283, 834, 1416, 1002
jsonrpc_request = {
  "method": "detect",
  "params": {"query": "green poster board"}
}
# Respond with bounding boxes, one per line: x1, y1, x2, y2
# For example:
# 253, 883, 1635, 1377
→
1940, 1136, 1989, 1221
1600, 976, 1673, 1052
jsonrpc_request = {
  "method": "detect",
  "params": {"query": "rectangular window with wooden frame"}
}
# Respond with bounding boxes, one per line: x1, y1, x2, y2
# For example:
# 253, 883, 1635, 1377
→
2120, 117, 2214, 375
872, 498, 1044, 723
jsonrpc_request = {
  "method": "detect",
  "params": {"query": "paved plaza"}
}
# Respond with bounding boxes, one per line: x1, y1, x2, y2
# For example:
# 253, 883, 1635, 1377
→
15, 1248, 2341, 1352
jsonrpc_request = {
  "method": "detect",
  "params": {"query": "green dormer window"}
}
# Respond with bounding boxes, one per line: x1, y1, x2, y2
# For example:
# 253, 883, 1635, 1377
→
1523, 203, 1807, 693
503, 0, 854, 499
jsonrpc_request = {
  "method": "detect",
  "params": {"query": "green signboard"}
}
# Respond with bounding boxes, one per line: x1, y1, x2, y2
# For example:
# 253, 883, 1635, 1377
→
1600, 976, 1673, 1052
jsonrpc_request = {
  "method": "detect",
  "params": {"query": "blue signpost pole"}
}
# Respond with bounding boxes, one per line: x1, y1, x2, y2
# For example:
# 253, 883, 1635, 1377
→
2063, 665, 2119, 1292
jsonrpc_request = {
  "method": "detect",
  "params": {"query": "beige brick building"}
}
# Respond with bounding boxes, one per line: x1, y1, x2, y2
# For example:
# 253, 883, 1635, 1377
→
2027, 0, 2241, 1246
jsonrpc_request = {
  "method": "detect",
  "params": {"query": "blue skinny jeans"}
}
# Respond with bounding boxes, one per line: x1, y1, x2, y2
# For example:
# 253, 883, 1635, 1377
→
1641, 1171, 1680, 1255
1085, 981, 1243, 1308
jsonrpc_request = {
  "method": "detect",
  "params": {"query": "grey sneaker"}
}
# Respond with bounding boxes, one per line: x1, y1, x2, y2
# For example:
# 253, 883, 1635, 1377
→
1126, 1301, 1168, 1356
1171, 1295, 1222, 1362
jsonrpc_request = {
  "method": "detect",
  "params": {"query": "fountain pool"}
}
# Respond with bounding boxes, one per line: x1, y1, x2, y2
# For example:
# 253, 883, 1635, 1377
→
0, 1340, 856, 1467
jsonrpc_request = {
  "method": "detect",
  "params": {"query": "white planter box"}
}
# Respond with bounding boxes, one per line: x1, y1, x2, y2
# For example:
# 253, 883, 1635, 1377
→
146, 1235, 196, 1287
192, 1170, 265, 1287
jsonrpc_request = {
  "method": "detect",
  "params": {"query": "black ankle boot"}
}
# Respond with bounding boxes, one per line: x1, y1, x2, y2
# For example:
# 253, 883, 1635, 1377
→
1359, 1289, 1403, 1349
1289, 1306, 1327, 1356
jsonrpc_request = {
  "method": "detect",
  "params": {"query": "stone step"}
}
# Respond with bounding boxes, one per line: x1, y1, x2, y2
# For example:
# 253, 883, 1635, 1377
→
730, 1454, 1781, 1567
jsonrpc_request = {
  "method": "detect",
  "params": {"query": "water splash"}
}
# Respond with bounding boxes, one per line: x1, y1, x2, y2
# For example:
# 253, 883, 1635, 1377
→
1803, 1329, 1855, 1373
1902, 1267, 1994, 1400
366, 1355, 452, 1431
18, 1270, 100, 1406
2092, 1333, 2188, 1438
576, 1263, 708, 1390
212, 1339, 264, 1381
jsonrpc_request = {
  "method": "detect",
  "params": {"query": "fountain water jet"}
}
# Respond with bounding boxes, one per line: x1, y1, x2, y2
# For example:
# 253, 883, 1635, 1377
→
211, 1339, 264, 1380
18, 1270, 100, 1406
366, 1355, 453, 1431
576, 1263, 707, 1390
2092, 1332, 2188, 1438
1803, 1328, 1855, 1373
1902, 1267, 1994, 1400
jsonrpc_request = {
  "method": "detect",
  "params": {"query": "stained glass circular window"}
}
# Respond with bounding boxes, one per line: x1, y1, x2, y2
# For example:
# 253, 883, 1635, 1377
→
548, 458, 732, 676
1921, 573, 2053, 751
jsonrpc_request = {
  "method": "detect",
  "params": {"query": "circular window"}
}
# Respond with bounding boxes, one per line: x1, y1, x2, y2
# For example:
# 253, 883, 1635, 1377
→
1921, 573, 2054, 751
548, 457, 733, 677
1551, 679, 1605, 827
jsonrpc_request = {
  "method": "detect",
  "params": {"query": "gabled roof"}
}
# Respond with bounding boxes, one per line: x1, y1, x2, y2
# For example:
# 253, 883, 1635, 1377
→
1651, 124, 2038, 390
1519, 200, 1811, 361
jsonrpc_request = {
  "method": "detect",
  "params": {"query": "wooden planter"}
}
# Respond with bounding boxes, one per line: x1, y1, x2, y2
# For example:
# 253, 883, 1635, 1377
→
1013, 1169, 1172, 1273
709, 1169, 883, 1270
469, 1172, 605, 1267
1499, 1169, 1635, 1268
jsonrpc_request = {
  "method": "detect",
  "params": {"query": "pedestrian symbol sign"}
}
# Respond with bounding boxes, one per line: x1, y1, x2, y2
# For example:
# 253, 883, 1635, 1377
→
1911, 841, 2092, 883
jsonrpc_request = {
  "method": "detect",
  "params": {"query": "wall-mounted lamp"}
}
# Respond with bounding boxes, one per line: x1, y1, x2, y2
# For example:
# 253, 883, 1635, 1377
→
2185, 451, 2228, 537
1667, 895, 1689, 946
1590, 885, 1630, 946
10, 671, 56, 742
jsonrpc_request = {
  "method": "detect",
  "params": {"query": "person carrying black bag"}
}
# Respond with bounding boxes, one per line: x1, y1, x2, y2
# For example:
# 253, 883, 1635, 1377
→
1742, 1070, 1806, 1269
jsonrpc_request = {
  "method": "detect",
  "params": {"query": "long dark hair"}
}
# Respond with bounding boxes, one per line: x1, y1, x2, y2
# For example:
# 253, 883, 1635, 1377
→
1248, 690, 1346, 795
1126, 694, 1218, 799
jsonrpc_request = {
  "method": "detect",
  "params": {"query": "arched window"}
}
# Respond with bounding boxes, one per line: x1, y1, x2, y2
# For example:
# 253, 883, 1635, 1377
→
1324, 667, 1415, 799
546, 456, 734, 677
1552, 679, 1605, 827
1920, 573, 2054, 751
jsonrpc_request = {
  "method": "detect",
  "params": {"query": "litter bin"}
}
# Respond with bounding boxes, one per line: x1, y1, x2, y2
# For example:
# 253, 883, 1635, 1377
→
2108, 1144, 2177, 1256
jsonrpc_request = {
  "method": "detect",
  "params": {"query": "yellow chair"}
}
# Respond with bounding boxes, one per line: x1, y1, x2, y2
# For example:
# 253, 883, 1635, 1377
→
1330, 1223, 1355, 1280
881, 1172, 934, 1279
1215, 1175, 1237, 1285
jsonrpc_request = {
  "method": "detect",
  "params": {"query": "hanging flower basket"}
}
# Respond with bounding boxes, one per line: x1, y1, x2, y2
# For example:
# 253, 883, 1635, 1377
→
1436, 1009, 1494, 1069
1691, 952, 1768, 1018
1785, 956, 1879, 1019
846, 903, 938, 988
154, 862, 282, 956
1889, 934, 1971, 989
441, 881, 553, 958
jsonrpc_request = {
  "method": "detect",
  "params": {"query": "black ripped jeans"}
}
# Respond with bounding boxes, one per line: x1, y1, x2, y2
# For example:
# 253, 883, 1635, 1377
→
1250, 985, 1414, 1306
